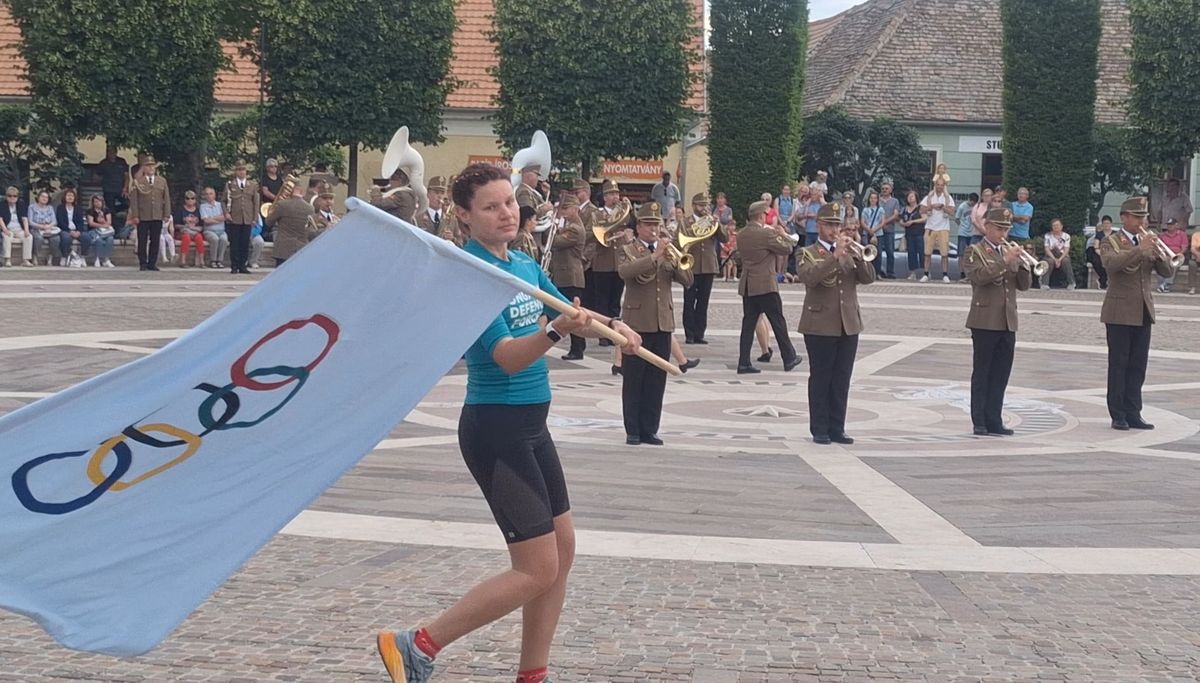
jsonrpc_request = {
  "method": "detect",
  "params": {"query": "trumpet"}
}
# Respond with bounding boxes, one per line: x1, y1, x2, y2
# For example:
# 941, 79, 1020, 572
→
1001, 240, 1050, 277
1137, 226, 1185, 269
658, 231, 694, 271
846, 240, 878, 262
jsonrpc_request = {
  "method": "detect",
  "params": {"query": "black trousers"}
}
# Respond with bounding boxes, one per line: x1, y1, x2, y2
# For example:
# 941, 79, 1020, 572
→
970, 328, 1015, 430
739, 292, 798, 367
622, 331, 671, 439
1106, 309, 1152, 422
558, 285, 587, 356
683, 273, 715, 341
592, 271, 624, 318
1086, 246, 1108, 288
136, 220, 162, 267
227, 223, 251, 271
804, 333, 859, 438
583, 270, 597, 310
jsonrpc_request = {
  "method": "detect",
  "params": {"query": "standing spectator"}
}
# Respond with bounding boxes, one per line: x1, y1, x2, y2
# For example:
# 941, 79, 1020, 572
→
971, 188, 994, 244
996, 187, 1013, 212
1009, 187, 1033, 241
789, 184, 810, 240
1156, 218, 1188, 293
803, 186, 822, 246
175, 190, 206, 268
1, 186, 32, 267
840, 190, 858, 238
94, 145, 130, 215
1043, 218, 1076, 290
774, 184, 795, 234
85, 194, 115, 268
1159, 179, 1194, 229
28, 190, 61, 265
900, 190, 925, 280
55, 187, 86, 266
650, 172, 680, 222
812, 171, 829, 200
1087, 215, 1113, 290
712, 192, 734, 234
954, 193, 979, 281
762, 192, 778, 227
199, 186, 228, 269
721, 223, 738, 282
920, 179, 955, 282
877, 182, 901, 278
225, 161, 261, 274
860, 189, 886, 276
127, 154, 170, 271
259, 158, 283, 241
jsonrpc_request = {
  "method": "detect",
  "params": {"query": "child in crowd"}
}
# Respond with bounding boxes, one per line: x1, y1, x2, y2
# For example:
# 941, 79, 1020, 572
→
933, 163, 952, 186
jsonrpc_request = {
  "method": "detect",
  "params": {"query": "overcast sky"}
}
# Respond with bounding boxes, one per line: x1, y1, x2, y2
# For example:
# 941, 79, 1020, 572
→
808, 0, 865, 20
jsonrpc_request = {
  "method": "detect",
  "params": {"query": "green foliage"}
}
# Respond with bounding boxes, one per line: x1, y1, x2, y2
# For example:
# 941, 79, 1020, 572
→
208, 108, 346, 177
1128, 0, 1200, 173
0, 104, 83, 193
491, 0, 698, 170
709, 0, 807, 222
799, 107, 928, 199
1091, 124, 1147, 223
1001, 0, 1100, 235
260, 0, 456, 157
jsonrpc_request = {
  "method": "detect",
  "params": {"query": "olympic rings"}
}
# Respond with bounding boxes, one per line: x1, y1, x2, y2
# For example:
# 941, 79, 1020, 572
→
10, 313, 341, 516
230, 314, 338, 391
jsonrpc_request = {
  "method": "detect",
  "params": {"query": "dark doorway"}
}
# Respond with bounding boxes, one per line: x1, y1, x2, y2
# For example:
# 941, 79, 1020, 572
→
982, 154, 1003, 192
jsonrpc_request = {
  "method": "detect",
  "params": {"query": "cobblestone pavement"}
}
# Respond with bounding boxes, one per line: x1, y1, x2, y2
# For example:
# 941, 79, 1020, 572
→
1, 269, 1199, 681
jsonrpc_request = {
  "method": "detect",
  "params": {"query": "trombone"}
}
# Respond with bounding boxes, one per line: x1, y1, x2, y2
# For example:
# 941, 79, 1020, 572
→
1137, 226, 1185, 269
1001, 240, 1050, 277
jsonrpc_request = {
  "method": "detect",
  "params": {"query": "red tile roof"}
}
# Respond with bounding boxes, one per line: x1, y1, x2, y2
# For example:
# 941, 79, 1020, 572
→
0, 5, 28, 99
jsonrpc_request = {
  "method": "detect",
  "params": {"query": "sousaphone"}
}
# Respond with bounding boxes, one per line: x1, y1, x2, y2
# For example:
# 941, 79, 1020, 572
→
380, 126, 429, 219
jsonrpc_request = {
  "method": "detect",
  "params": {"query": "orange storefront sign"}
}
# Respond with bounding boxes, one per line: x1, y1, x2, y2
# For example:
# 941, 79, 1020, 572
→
466, 155, 665, 183
467, 155, 511, 171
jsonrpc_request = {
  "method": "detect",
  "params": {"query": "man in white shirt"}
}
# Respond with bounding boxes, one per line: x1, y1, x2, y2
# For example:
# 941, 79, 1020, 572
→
920, 179, 956, 282
650, 172, 680, 222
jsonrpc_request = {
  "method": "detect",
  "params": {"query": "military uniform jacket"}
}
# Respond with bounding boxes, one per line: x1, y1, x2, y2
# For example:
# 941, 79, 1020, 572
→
964, 241, 1032, 332
681, 214, 727, 276
515, 183, 543, 210
590, 203, 630, 273
549, 220, 586, 289
313, 208, 338, 233
510, 231, 541, 263
375, 186, 417, 223
737, 222, 793, 297
416, 208, 444, 237
579, 202, 600, 270
128, 175, 171, 222
796, 243, 875, 336
617, 241, 694, 333
224, 178, 261, 226
266, 197, 318, 261
1099, 232, 1173, 325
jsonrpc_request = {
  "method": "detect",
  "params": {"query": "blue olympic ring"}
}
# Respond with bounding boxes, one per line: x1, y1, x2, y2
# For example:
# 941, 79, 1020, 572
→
11, 443, 133, 516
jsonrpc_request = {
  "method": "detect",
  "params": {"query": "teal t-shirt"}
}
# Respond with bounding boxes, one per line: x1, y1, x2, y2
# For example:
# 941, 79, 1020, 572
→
462, 240, 570, 405
1010, 201, 1033, 240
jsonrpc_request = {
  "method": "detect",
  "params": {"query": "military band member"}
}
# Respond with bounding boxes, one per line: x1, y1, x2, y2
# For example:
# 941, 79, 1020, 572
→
796, 202, 875, 445
1099, 197, 1174, 431
418, 176, 452, 241
550, 193, 588, 360
510, 205, 542, 263
592, 179, 629, 346
514, 165, 545, 211
681, 192, 726, 345
127, 153, 170, 271
224, 161, 261, 275
266, 178, 317, 267
964, 208, 1031, 436
312, 183, 339, 233
737, 200, 802, 374
374, 167, 418, 223
618, 203, 693, 445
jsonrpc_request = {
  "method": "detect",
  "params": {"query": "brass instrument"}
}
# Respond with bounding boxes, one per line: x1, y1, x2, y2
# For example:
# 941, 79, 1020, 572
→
677, 213, 719, 255
1002, 240, 1050, 277
1137, 226, 1185, 269
846, 240, 878, 262
539, 204, 560, 271
591, 198, 633, 246
260, 174, 298, 219
659, 230, 693, 271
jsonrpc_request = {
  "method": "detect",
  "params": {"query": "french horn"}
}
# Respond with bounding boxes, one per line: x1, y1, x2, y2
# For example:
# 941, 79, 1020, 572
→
592, 198, 633, 246
380, 126, 429, 219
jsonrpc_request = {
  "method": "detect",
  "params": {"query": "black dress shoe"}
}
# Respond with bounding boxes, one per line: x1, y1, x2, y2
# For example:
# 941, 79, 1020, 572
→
684, 337, 696, 344
147, 265, 160, 271
599, 338, 613, 347
139, 265, 148, 271
641, 435, 664, 446
611, 364, 622, 376
987, 427, 1015, 436
736, 365, 761, 374
561, 352, 584, 361
1111, 419, 1130, 431
694, 339, 709, 345
625, 435, 641, 445
813, 435, 832, 445
237, 268, 252, 275
830, 434, 854, 445
783, 357, 803, 372
972, 425, 989, 436
757, 348, 774, 363
679, 358, 700, 373
1127, 416, 1155, 430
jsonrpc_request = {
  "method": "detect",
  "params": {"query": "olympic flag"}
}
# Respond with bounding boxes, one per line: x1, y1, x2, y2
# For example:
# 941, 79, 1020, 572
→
0, 199, 531, 656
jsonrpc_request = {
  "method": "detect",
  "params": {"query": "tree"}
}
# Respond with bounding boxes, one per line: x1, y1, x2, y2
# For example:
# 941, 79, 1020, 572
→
0, 104, 83, 193
491, 0, 698, 177
1001, 0, 1101, 234
1128, 0, 1200, 173
798, 107, 927, 198
9, 0, 231, 199
260, 0, 456, 196
1091, 124, 1147, 223
207, 109, 345, 182
709, 0, 807, 221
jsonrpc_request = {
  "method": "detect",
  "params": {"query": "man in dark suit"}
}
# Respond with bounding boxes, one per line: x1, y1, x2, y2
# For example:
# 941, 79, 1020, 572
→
617, 203, 693, 445
736, 200, 802, 374
1099, 197, 1175, 431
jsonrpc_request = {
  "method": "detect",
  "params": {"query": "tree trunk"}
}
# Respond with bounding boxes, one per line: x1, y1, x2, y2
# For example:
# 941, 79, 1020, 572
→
347, 142, 358, 198
581, 157, 591, 183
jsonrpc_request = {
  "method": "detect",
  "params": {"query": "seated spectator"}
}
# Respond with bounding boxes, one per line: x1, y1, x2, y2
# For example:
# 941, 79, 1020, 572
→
159, 214, 176, 266
200, 186, 229, 268
249, 216, 265, 269
55, 188, 86, 266
1156, 218, 1188, 293
1, 186, 32, 267
1086, 215, 1112, 289
175, 190, 206, 268
1043, 218, 1075, 290
28, 190, 61, 265
85, 194, 115, 268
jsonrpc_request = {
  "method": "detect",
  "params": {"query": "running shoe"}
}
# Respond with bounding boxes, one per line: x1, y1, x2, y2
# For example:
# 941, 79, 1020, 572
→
376, 629, 436, 683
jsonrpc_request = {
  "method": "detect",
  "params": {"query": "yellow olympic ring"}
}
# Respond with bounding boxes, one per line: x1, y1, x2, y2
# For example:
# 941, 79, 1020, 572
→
86, 423, 202, 492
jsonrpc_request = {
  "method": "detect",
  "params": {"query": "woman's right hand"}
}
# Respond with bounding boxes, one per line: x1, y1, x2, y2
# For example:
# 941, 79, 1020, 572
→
551, 297, 591, 336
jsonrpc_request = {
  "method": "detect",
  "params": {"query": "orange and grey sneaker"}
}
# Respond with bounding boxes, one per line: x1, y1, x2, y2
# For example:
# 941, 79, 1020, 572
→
376, 629, 436, 683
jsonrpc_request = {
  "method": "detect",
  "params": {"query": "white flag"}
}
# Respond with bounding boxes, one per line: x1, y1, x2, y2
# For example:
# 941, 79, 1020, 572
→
0, 200, 530, 656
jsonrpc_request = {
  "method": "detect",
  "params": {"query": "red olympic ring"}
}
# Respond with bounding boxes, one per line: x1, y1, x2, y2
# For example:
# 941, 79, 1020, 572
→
230, 314, 340, 391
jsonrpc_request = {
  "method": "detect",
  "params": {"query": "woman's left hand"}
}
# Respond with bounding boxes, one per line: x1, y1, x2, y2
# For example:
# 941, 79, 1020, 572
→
612, 320, 642, 355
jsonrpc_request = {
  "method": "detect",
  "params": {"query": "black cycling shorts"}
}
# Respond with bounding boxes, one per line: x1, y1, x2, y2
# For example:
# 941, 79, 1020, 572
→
458, 402, 570, 544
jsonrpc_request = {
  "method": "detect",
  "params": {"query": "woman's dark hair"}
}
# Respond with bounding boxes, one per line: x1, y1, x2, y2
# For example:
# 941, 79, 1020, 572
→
906, 190, 918, 203
519, 205, 536, 229
452, 163, 509, 210
89, 193, 106, 211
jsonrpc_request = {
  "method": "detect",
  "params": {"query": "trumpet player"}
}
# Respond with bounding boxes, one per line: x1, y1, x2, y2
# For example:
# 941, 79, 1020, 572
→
736, 199, 802, 374
1099, 197, 1175, 431
618, 203, 693, 445
794, 203, 875, 445
681, 192, 726, 345
312, 183, 339, 233
549, 193, 588, 360
964, 208, 1030, 436
418, 176, 450, 239
592, 180, 630, 340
